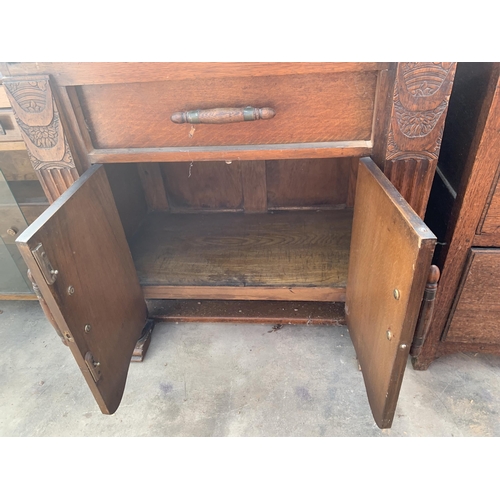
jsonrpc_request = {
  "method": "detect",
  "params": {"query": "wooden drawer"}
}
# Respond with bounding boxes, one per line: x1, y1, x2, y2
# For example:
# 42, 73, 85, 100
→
76, 70, 378, 150
444, 248, 500, 344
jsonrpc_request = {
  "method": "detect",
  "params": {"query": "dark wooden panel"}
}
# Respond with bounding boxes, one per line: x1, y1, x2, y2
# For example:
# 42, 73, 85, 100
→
104, 163, 148, 240
241, 161, 267, 212
147, 299, 346, 325
16, 164, 147, 414
160, 162, 243, 212
1, 62, 390, 86
137, 162, 169, 211
77, 72, 378, 149
346, 158, 435, 428
130, 210, 352, 288
444, 249, 500, 344
267, 158, 351, 209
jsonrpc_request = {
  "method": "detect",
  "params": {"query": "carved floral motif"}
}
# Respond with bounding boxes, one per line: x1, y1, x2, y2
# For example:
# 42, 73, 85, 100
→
26, 137, 74, 171
4, 77, 76, 172
17, 111, 60, 148
394, 94, 448, 138
386, 62, 456, 161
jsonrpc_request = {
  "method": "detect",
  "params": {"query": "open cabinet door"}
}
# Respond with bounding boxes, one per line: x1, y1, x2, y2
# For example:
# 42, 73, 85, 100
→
346, 158, 436, 429
16, 164, 147, 414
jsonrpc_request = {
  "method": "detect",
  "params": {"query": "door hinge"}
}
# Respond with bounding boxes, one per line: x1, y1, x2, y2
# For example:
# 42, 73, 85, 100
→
32, 243, 59, 285
85, 351, 102, 383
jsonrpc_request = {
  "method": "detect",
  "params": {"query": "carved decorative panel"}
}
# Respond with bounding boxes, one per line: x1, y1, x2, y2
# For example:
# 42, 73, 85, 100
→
3, 76, 79, 202
387, 63, 457, 162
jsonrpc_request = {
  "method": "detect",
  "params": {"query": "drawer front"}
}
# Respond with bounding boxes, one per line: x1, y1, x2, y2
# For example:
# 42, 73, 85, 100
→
76, 71, 379, 149
445, 248, 500, 344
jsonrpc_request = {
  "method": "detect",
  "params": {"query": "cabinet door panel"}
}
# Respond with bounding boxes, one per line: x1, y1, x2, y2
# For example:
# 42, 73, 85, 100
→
346, 158, 435, 428
16, 164, 147, 414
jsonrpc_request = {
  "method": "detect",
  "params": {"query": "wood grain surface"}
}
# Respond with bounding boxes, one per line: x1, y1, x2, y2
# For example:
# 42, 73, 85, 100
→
147, 299, 346, 325
414, 64, 500, 369
0, 62, 389, 86
137, 162, 169, 211
444, 249, 500, 344
477, 168, 500, 240
16, 164, 147, 414
77, 72, 378, 149
266, 158, 351, 209
241, 160, 267, 212
346, 158, 435, 428
129, 210, 352, 289
160, 162, 243, 212
88, 141, 372, 163
141, 285, 345, 302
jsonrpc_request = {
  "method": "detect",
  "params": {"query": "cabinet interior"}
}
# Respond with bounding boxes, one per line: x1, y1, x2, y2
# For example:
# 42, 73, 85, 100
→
104, 157, 359, 302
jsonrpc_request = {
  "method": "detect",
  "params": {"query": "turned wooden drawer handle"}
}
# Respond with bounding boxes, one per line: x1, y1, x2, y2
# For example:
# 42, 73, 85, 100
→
171, 106, 276, 124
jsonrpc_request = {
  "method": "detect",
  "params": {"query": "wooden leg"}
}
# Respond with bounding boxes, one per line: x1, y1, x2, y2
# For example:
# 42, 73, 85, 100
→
131, 319, 155, 362
410, 265, 440, 370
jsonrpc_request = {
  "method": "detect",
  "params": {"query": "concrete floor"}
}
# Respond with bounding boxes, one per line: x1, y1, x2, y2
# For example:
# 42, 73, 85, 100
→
1, 299, 500, 437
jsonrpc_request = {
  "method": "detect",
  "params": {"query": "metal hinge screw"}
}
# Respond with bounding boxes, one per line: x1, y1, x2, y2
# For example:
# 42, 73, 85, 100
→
6, 227, 18, 236
386, 330, 393, 341
393, 289, 400, 300
84, 324, 92, 333
67, 286, 75, 295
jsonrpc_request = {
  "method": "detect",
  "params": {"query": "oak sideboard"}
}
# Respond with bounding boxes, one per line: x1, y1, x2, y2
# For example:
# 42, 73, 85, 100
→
0, 62, 457, 428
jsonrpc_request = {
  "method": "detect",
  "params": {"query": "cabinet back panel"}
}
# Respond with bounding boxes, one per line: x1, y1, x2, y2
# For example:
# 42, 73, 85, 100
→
76, 72, 378, 149
267, 158, 351, 208
160, 162, 244, 212
157, 159, 351, 212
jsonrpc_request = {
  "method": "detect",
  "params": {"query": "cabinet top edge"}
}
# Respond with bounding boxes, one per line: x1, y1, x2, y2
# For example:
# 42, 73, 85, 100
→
0, 62, 393, 86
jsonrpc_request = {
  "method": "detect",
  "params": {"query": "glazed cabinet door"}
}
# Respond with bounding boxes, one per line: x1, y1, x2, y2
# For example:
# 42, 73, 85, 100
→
346, 158, 436, 428
16, 163, 147, 414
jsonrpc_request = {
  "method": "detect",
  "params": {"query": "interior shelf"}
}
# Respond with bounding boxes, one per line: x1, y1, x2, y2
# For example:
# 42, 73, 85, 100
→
129, 210, 352, 301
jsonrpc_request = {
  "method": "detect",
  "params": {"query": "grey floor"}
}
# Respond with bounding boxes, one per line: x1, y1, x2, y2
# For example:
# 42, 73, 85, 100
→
1, 299, 500, 437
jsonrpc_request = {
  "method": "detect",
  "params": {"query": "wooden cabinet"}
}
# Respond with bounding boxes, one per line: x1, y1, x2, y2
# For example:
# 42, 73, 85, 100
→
0, 63, 456, 428
414, 63, 500, 369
